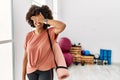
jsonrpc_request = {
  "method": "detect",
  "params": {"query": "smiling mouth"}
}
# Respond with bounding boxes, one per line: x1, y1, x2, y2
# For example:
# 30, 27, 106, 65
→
36, 22, 42, 26
36, 24, 41, 26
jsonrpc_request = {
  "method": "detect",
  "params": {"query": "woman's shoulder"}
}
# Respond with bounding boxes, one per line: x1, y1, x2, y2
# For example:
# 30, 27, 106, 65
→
26, 31, 34, 38
48, 27, 55, 32
28, 31, 34, 34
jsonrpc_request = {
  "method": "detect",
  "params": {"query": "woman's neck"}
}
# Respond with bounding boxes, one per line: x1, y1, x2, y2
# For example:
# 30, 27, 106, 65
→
35, 28, 45, 35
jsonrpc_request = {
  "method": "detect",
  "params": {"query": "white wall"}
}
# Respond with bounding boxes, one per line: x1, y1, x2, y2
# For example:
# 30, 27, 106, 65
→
58, 0, 120, 63
12, 0, 31, 80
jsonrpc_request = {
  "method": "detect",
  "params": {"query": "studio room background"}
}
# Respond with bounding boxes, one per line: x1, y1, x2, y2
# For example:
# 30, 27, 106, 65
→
0, 0, 120, 80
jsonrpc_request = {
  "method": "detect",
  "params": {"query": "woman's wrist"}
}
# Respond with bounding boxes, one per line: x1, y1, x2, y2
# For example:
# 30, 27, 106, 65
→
44, 19, 49, 24
56, 66, 68, 70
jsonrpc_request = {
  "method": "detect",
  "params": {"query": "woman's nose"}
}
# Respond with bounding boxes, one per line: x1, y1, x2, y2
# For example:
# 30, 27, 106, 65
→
36, 17, 40, 21
34, 18, 40, 23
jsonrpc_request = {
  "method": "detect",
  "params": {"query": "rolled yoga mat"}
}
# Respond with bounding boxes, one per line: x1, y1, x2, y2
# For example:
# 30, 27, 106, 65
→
59, 37, 72, 52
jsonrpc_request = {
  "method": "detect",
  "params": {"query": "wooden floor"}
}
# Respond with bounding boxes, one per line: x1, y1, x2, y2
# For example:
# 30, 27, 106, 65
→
54, 63, 120, 80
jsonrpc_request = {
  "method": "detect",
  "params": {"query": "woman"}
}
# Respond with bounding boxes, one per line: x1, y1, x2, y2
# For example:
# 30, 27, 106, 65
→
22, 5, 69, 80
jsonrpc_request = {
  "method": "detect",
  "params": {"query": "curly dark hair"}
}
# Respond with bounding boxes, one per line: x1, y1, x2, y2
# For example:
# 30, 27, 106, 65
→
26, 5, 53, 28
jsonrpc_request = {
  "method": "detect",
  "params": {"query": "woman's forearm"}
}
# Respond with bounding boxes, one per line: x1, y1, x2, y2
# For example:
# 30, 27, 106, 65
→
47, 19, 66, 34
22, 52, 27, 80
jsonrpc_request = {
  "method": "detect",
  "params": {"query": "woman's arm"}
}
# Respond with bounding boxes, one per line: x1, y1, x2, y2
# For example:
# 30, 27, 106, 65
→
53, 42, 69, 79
22, 51, 27, 80
38, 13, 66, 34
46, 19, 66, 34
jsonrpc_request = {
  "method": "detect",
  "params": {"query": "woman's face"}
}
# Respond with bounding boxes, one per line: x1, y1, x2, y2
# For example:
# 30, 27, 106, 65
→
31, 13, 45, 29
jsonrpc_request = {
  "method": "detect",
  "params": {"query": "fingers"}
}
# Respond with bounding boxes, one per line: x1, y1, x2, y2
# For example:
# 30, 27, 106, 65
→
39, 13, 45, 19
59, 74, 69, 80
30, 13, 45, 23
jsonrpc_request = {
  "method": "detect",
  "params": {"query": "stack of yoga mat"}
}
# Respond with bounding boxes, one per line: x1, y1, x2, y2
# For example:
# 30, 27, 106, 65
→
70, 46, 82, 62
70, 47, 94, 65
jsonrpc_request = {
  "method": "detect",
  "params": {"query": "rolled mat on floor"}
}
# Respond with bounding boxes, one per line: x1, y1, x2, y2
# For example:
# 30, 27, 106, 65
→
59, 37, 72, 52
63, 52, 73, 67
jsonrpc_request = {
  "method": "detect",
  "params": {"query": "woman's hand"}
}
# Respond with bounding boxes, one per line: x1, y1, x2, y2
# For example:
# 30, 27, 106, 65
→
31, 12, 45, 24
56, 68, 69, 80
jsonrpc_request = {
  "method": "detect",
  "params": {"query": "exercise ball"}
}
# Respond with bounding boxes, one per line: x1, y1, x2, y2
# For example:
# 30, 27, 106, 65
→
81, 50, 85, 55
84, 50, 90, 56
59, 37, 72, 52
63, 52, 73, 67
82, 50, 90, 56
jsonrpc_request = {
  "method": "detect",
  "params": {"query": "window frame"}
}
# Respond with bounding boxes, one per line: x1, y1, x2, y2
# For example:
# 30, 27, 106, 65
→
0, 0, 14, 80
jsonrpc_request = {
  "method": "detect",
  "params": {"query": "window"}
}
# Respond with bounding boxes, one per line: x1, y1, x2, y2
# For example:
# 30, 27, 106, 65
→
31, 0, 46, 6
53, 0, 58, 19
0, 0, 13, 80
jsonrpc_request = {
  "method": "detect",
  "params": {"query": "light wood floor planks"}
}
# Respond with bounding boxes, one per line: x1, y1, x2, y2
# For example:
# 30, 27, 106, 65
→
54, 63, 120, 80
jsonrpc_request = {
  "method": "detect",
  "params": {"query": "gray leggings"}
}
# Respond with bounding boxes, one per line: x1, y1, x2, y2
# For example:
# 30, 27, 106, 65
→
27, 69, 53, 80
